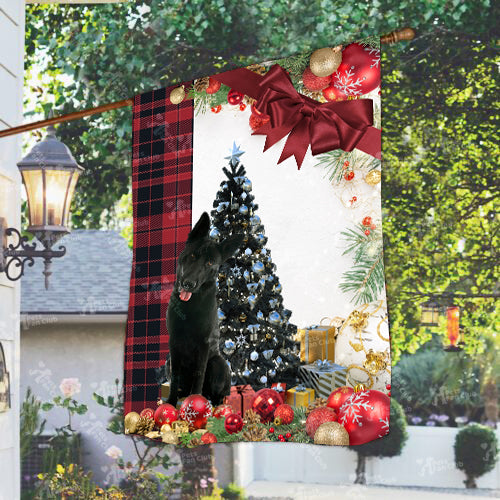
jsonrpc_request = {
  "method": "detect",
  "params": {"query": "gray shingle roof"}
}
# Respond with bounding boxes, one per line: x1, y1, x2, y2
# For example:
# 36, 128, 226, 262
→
21, 230, 132, 314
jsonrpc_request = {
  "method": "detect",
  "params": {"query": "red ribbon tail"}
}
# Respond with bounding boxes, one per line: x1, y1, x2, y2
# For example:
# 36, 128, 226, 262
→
277, 121, 310, 169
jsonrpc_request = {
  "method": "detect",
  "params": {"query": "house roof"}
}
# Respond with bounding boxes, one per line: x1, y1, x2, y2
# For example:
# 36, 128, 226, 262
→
21, 230, 132, 314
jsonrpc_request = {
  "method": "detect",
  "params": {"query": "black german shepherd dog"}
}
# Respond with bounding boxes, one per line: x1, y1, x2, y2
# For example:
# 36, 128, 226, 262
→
166, 212, 244, 406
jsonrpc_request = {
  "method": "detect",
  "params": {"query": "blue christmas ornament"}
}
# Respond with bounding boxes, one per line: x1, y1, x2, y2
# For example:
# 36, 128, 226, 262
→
242, 178, 252, 192
252, 261, 265, 273
209, 227, 220, 239
256, 234, 266, 244
274, 283, 282, 293
248, 294, 257, 309
259, 375, 268, 384
244, 248, 252, 256
257, 311, 264, 321
263, 349, 274, 360
259, 277, 266, 287
247, 283, 258, 293
268, 369, 276, 378
218, 309, 226, 321
269, 311, 281, 324
223, 340, 236, 355
250, 351, 259, 361
250, 215, 261, 225
269, 298, 279, 308
239, 204, 249, 215
243, 270, 251, 281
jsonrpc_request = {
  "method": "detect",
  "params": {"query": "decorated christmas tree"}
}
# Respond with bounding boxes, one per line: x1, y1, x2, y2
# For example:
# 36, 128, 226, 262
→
210, 143, 300, 389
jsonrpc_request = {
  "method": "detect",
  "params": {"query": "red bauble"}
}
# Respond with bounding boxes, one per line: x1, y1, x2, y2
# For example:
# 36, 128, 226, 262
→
179, 394, 212, 430
302, 66, 331, 91
322, 84, 347, 102
362, 216, 373, 227
338, 390, 390, 445
274, 403, 294, 425
249, 114, 270, 132
201, 432, 218, 444
305, 407, 337, 439
224, 413, 244, 434
239, 103, 247, 111
154, 404, 178, 427
331, 43, 380, 97
227, 89, 244, 105
140, 408, 154, 420
213, 404, 233, 420
251, 389, 283, 423
344, 171, 355, 181
206, 77, 221, 94
327, 386, 354, 412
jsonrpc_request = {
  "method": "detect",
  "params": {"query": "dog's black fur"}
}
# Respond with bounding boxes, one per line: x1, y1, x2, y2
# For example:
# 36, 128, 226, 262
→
166, 212, 244, 406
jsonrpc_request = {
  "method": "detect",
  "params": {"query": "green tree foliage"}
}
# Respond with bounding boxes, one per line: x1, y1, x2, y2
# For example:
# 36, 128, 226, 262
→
454, 423, 498, 488
382, 29, 499, 361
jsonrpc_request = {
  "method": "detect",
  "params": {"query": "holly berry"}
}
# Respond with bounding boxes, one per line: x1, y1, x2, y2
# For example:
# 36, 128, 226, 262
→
386, 384, 391, 390
285, 432, 292, 439
211, 105, 222, 113
344, 171, 355, 181
352, 196, 357, 202
364, 229, 371, 236
239, 103, 247, 111
387, 392, 391, 397
206, 77, 221, 94
344, 160, 350, 167
278, 434, 284, 440
362, 216, 373, 227
269, 427, 274, 433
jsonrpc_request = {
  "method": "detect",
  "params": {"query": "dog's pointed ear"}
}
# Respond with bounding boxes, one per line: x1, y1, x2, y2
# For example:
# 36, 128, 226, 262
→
219, 233, 245, 262
187, 212, 210, 242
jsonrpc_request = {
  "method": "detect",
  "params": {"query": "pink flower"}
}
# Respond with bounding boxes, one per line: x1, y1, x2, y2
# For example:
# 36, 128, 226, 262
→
200, 478, 208, 489
59, 378, 81, 398
105, 445, 123, 460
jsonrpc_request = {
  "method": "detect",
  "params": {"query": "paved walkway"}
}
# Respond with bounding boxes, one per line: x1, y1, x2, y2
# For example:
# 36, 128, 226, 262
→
245, 481, 500, 499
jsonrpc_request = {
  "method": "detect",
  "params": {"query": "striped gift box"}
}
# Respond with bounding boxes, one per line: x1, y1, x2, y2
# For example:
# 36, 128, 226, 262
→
298, 361, 347, 399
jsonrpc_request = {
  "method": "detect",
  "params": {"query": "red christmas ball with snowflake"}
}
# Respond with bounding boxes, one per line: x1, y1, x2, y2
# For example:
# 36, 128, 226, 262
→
322, 84, 347, 102
224, 413, 244, 434
274, 403, 294, 425
302, 66, 331, 91
251, 388, 283, 423
201, 432, 218, 444
179, 394, 213, 430
227, 89, 244, 105
338, 389, 390, 445
140, 408, 154, 420
154, 403, 179, 427
327, 386, 354, 412
331, 43, 380, 97
213, 404, 233, 420
305, 407, 337, 439
206, 77, 221, 94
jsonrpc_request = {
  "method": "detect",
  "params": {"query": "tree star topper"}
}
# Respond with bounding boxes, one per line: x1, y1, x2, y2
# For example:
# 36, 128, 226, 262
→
225, 142, 245, 166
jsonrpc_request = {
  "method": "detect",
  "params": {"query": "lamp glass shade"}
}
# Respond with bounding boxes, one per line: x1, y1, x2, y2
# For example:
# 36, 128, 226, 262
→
21, 167, 79, 230
446, 306, 460, 347
420, 301, 439, 327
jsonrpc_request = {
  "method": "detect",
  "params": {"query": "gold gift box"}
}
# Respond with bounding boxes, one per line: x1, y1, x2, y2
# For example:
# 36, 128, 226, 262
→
160, 383, 185, 409
296, 319, 338, 363
285, 386, 315, 407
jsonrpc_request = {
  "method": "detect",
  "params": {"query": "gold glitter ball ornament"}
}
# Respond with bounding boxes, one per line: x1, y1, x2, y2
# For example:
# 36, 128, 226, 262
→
162, 430, 179, 445
160, 423, 172, 434
314, 421, 350, 446
365, 170, 382, 186
124, 411, 140, 434
170, 85, 186, 105
309, 46, 343, 77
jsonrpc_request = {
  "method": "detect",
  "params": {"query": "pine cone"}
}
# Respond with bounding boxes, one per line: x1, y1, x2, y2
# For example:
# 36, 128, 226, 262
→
247, 64, 268, 75
242, 424, 270, 442
194, 77, 210, 92
135, 416, 155, 435
243, 409, 261, 425
189, 437, 202, 447
305, 397, 328, 417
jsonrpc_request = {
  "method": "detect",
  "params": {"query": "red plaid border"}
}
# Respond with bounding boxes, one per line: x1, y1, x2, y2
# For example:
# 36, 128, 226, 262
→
124, 85, 193, 414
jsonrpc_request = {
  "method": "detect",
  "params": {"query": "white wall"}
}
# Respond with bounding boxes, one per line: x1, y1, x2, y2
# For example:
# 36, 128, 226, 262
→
240, 426, 500, 489
0, 1, 25, 499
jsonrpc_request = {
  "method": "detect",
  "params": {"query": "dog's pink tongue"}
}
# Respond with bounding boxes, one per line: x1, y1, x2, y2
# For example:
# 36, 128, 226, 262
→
179, 288, 192, 302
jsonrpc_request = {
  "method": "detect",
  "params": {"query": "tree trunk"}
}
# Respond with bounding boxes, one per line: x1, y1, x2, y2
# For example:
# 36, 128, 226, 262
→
178, 445, 216, 497
354, 453, 366, 484
464, 475, 477, 489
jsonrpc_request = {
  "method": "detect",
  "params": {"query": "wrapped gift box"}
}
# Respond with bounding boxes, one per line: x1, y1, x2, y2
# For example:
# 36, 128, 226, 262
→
159, 383, 185, 408
299, 360, 347, 399
285, 385, 315, 407
271, 382, 287, 396
296, 320, 337, 363
223, 385, 255, 415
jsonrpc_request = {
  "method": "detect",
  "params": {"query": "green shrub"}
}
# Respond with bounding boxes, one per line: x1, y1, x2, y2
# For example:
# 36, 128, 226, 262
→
454, 423, 498, 488
222, 482, 247, 499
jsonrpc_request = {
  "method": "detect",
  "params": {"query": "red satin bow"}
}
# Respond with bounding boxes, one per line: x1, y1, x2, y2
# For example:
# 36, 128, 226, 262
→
252, 65, 374, 168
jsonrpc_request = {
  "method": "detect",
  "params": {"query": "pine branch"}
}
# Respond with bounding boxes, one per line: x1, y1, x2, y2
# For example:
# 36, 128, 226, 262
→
188, 84, 231, 115
274, 50, 312, 85
357, 35, 381, 49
